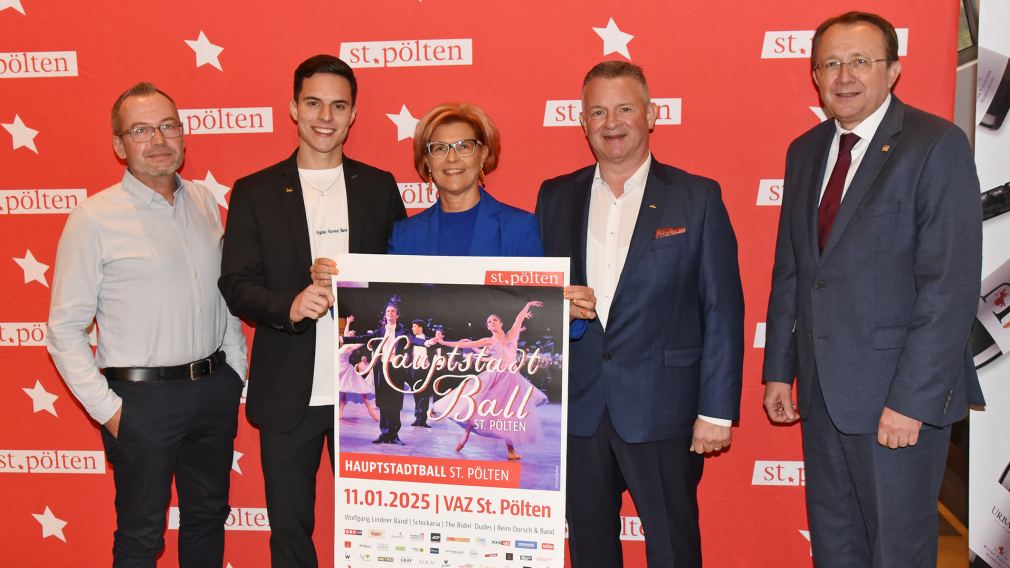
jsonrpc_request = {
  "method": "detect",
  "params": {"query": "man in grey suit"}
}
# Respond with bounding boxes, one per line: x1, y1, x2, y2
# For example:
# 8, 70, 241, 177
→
763, 11, 984, 567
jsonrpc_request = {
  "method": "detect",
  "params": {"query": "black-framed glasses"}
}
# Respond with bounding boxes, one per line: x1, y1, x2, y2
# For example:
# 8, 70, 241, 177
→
118, 122, 185, 143
425, 139, 483, 159
813, 58, 892, 75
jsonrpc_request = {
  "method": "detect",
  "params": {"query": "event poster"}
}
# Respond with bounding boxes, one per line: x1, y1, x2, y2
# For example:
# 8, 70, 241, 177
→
333, 254, 569, 568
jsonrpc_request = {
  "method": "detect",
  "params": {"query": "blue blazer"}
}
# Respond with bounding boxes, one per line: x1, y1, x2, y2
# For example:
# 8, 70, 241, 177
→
388, 188, 543, 256
536, 159, 744, 443
389, 188, 588, 338
763, 97, 984, 434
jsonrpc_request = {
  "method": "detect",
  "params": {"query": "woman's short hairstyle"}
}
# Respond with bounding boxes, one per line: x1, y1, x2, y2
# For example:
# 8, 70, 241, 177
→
413, 103, 501, 182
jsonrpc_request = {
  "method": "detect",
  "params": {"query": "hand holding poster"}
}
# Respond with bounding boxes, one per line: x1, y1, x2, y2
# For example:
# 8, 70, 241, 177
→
334, 254, 568, 567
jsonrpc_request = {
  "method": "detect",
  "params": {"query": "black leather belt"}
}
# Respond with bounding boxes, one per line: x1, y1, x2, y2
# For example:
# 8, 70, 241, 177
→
104, 351, 224, 382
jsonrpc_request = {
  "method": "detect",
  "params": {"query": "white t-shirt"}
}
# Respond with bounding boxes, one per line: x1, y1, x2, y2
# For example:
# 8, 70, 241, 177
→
299, 165, 349, 406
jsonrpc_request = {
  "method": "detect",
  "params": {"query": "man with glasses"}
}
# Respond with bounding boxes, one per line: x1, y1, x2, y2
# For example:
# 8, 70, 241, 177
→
219, 55, 405, 567
48, 82, 248, 566
762, 12, 984, 566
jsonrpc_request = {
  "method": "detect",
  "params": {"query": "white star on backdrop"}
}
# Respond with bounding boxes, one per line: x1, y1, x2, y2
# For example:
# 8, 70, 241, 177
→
185, 31, 224, 71
386, 105, 419, 141
810, 107, 828, 122
22, 380, 58, 416
14, 249, 49, 287
593, 18, 634, 59
232, 450, 244, 474
196, 171, 231, 209
33, 506, 67, 542
0, 0, 25, 14
799, 530, 811, 556
3, 114, 39, 153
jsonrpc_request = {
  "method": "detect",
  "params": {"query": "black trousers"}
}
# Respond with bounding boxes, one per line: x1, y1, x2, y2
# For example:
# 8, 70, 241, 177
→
566, 411, 704, 568
259, 405, 334, 568
374, 365, 406, 436
101, 363, 243, 568
410, 367, 433, 424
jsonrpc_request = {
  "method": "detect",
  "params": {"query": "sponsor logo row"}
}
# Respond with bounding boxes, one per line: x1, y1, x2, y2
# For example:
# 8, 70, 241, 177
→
343, 531, 555, 566
346, 529, 551, 550
346, 552, 551, 567
0, 30, 910, 78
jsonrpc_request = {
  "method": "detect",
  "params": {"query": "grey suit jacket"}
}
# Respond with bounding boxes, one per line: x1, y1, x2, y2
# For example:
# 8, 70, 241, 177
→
763, 97, 985, 434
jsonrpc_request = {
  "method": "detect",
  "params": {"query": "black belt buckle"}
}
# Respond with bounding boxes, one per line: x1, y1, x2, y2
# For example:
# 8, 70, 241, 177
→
189, 356, 215, 380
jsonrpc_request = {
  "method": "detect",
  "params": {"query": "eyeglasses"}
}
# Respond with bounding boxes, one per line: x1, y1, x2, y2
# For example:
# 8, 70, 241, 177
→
425, 139, 483, 159
813, 58, 891, 76
118, 122, 185, 143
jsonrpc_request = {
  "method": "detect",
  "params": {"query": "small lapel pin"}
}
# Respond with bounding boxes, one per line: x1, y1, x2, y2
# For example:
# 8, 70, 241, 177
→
284, 187, 295, 193
881, 145, 890, 153
648, 204, 657, 209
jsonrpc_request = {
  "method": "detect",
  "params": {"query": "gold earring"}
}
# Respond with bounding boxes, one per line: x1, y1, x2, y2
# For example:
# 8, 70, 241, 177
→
478, 165, 486, 187
425, 165, 437, 194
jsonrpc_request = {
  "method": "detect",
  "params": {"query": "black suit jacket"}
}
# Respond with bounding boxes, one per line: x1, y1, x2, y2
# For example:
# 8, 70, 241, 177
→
219, 152, 406, 432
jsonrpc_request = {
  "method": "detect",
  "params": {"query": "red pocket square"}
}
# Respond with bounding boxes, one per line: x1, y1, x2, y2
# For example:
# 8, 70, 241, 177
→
655, 226, 686, 239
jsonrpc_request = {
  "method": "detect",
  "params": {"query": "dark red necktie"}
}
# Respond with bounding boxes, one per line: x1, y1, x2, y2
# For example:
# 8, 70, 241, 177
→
817, 133, 860, 252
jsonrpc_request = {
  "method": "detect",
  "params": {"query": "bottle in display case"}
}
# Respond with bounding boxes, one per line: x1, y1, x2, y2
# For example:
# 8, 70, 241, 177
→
971, 182, 1010, 369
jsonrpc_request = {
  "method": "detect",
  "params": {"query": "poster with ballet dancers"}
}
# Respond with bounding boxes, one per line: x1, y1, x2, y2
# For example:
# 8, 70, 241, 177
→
333, 254, 569, 568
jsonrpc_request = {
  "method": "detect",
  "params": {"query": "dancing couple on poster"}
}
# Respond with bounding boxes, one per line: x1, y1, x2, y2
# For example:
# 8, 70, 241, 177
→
341, 297, 550, 461
431, 299, 549, 461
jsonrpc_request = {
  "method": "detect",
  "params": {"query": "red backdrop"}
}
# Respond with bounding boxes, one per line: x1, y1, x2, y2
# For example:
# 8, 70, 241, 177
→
0, 1, 959, 565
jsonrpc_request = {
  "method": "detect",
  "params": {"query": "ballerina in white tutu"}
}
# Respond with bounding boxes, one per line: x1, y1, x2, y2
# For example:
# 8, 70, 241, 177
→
338, 316, 378, 420
431, 300, 548, 460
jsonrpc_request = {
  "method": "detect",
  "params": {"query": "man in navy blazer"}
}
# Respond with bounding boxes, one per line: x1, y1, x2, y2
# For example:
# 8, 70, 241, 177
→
536, 61, 744, 567
762, 12, 984, 567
